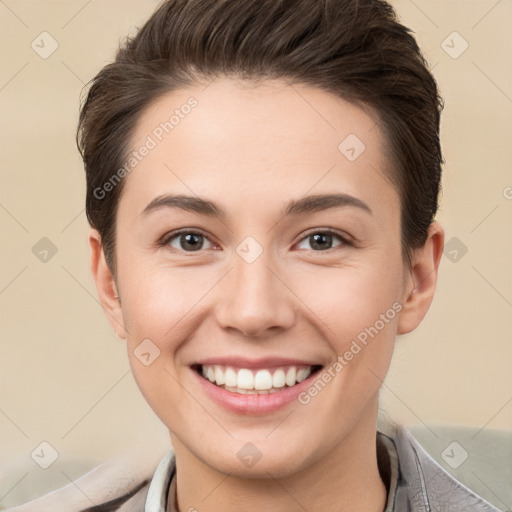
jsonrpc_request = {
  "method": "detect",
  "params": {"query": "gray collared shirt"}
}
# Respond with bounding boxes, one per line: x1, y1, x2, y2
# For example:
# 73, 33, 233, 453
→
142, 425, 502, 512
3, 423, 504, 511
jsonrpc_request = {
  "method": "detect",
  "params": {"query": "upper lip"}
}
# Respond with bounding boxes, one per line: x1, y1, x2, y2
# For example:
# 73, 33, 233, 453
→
193, 357, 324, 369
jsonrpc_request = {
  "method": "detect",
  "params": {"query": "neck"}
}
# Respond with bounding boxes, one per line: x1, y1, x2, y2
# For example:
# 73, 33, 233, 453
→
169, 407, 388, 512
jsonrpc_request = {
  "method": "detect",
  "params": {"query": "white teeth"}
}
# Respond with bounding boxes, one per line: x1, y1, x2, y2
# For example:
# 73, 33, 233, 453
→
224, 367, 237, 387
254, 369, 273, 390
214, 365, 225, 385
285, 367, 296, 386
199, 364, 315, 392
296, 368, 311, 382
272, 369, 286, 388
224, 386, 284, 395
237, 369, 254, 390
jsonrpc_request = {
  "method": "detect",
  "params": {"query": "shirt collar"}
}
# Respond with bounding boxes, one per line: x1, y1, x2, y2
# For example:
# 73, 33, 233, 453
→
144, 449, 176, 512
144, 432, 400, 512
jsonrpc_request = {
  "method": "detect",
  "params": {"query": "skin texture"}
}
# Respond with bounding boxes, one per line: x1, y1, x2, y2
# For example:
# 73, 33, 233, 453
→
89, 77, 444, 512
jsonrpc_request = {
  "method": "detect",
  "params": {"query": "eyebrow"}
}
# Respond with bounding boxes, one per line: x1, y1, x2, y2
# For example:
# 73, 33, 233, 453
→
140, 192, 372, 218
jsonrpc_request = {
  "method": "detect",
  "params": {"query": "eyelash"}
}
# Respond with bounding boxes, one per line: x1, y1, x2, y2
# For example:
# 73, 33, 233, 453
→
158, 228, 352, 254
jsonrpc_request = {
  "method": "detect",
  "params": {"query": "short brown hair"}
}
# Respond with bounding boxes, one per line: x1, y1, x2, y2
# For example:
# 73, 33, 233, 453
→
77, 0, 444, 275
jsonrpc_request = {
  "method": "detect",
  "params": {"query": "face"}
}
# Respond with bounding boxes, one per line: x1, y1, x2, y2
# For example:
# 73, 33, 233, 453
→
90, 77, 442, 478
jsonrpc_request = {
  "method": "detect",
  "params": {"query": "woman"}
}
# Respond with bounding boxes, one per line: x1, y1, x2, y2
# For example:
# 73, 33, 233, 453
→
6, 0, 504, 510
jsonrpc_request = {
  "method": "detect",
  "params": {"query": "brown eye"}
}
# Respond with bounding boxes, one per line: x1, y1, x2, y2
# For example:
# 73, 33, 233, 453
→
296, 230, 347, 251
165, 231, 215, 252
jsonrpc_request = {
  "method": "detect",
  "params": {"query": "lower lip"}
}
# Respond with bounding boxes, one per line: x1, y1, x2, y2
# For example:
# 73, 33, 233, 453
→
192, 367, 319, 415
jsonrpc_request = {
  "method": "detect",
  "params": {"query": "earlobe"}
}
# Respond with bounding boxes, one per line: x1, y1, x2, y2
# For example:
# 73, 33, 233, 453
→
88, 228, 127, 339
397, 222, 445, 335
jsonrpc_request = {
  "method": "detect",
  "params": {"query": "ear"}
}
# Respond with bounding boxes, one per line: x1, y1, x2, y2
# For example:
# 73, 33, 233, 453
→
88, 228, 127, 339
397, 221, 445, 335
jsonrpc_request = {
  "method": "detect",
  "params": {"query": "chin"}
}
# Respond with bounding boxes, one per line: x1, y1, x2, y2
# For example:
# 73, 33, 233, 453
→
194, 438, 318, 479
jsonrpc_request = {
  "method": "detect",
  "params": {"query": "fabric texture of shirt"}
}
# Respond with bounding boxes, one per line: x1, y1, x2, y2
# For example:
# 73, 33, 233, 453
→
140, 425, 502, 512
3, 422, 504, 511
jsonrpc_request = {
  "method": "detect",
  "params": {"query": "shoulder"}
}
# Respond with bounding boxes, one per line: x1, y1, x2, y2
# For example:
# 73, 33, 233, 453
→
1, 445, 171, 512
384, 423, 506, 511
2, 473, 152, 512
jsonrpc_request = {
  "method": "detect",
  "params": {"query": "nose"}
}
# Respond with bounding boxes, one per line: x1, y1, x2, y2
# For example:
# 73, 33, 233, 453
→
214, 249, 296, 338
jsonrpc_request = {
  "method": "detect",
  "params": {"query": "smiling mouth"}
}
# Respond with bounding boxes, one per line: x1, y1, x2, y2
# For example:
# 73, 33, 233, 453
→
192, 364, 323, 394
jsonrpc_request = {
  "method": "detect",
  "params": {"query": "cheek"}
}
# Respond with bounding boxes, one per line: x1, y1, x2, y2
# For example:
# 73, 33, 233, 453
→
119, 262, 217, 343
293, 264, 401, 429
121, 268, 198, 419
291, 257, 403, 409
294, 259, 404, 343
117, 264, 221, 415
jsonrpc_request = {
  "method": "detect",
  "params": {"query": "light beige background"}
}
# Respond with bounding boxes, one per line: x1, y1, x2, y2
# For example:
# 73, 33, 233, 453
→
1, 0, 511, 505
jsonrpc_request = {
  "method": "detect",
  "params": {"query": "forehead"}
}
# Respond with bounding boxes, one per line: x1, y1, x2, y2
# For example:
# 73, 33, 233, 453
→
120, 77, 397, 219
